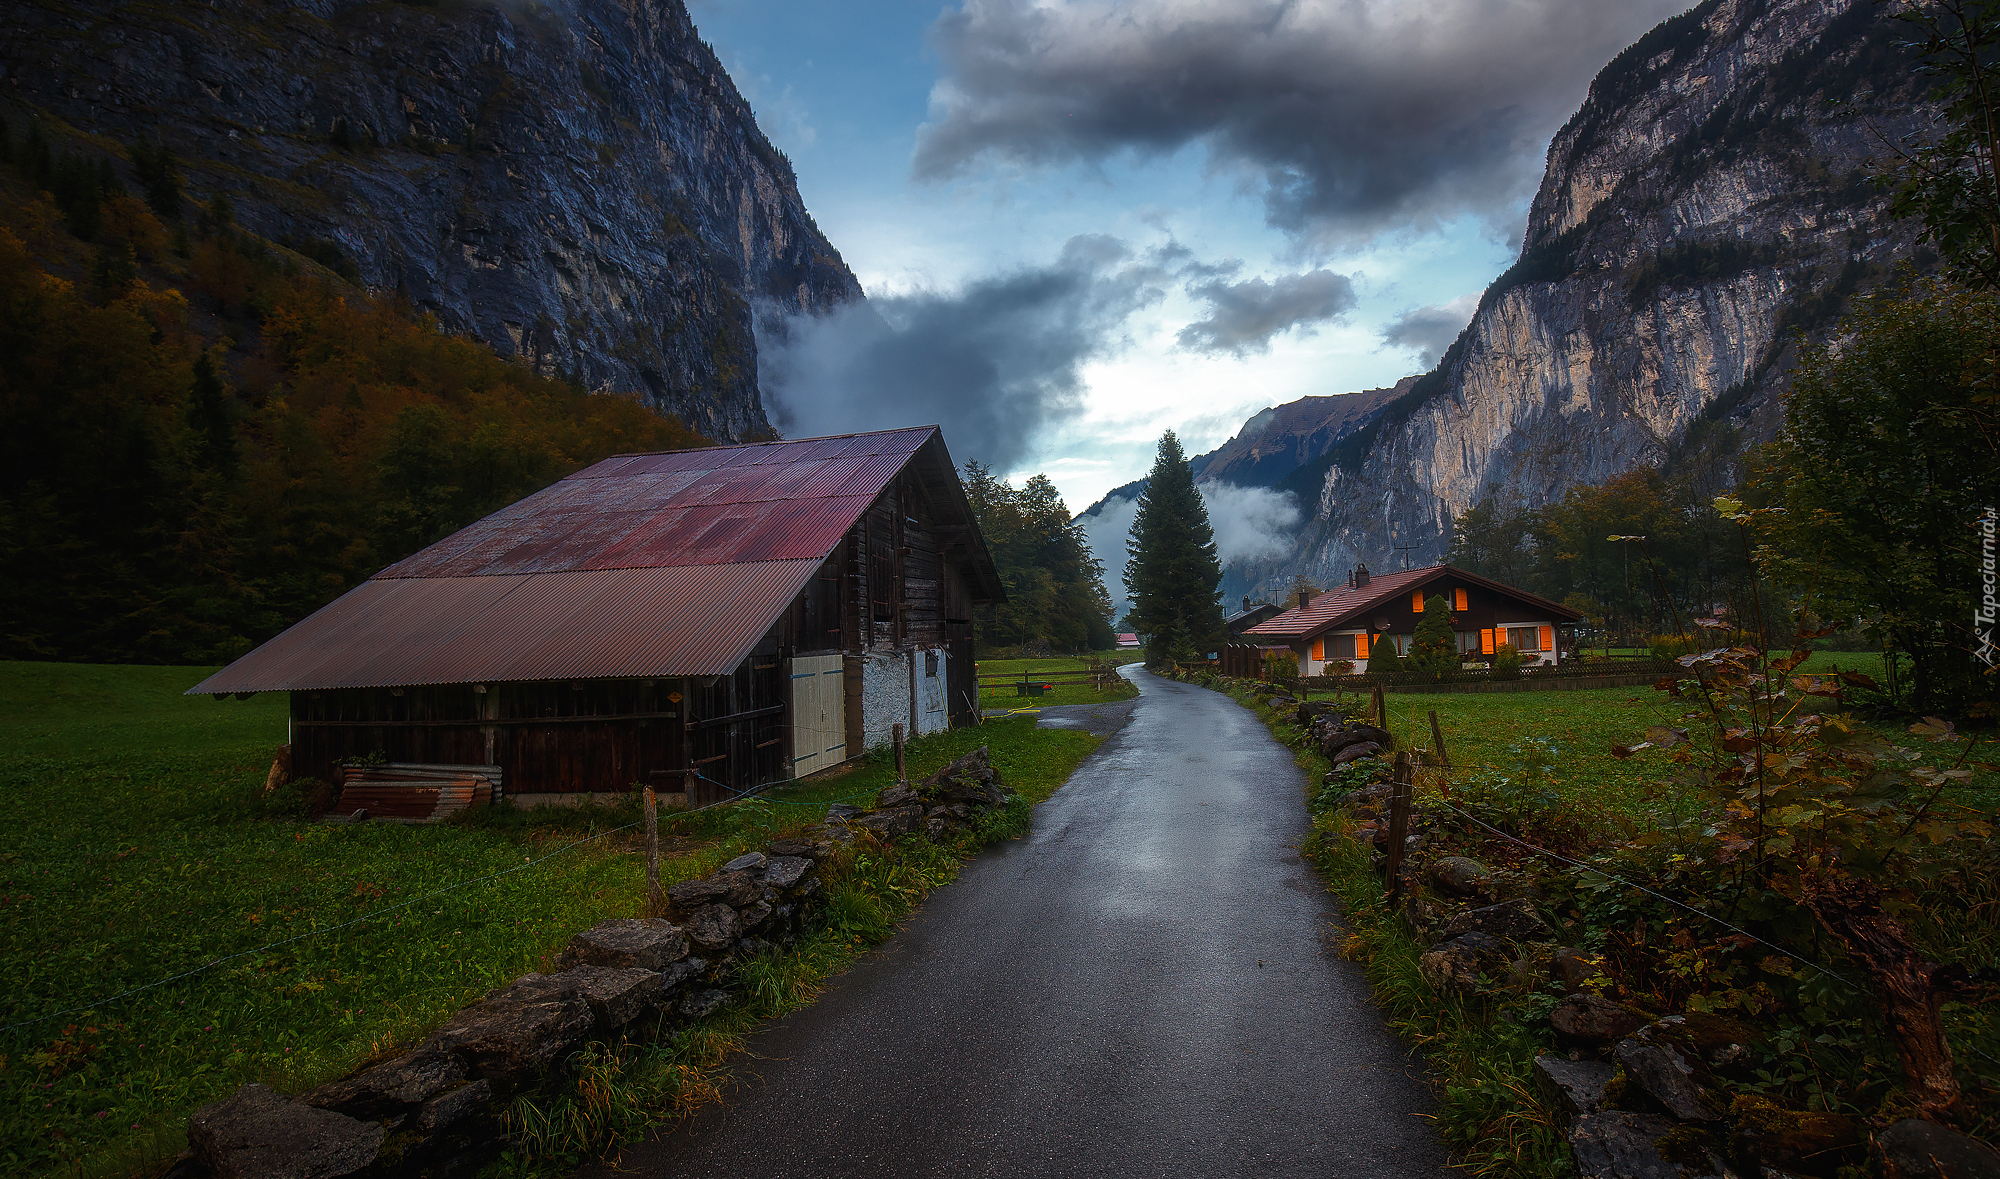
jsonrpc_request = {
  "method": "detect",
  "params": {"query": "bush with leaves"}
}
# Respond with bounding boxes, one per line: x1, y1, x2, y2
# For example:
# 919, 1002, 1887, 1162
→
1615, 502, 1996, 1122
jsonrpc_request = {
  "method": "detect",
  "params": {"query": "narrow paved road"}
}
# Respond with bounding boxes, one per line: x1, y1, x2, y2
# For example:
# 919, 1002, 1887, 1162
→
589, 667, 1449, 1178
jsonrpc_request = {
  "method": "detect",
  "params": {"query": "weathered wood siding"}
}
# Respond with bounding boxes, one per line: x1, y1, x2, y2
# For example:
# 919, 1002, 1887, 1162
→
289, 465, 991, 797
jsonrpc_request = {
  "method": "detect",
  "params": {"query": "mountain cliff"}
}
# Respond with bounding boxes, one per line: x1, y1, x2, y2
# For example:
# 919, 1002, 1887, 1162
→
1263, 0, 1929, 591
0, 0, 862, 439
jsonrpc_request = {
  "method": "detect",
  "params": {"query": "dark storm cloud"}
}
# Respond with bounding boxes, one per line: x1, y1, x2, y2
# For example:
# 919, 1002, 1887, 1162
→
1380, 294, 1480, 367
756, 235, 1168, 472
1177, 267, 1357, 356
913, 0, 1688, 246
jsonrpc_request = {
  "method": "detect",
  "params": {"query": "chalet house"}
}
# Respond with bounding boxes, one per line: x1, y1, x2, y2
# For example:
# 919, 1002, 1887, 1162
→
189, 427, 1003, 805
1225, 597, 1286, 636
1242, 563, 1582, 676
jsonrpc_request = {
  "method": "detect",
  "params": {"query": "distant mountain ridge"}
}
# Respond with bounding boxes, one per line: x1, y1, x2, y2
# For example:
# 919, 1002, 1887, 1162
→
0, 0, 863, 439
1076, 378, 1413, 520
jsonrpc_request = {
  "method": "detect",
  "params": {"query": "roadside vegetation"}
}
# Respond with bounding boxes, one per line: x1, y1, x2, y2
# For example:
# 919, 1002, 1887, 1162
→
1180, 664, 1998, 1176
0, 661, 1099, 1177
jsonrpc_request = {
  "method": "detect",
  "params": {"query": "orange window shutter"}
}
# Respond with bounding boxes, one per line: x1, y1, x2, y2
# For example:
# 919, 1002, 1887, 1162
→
1455, 588, 1468, 610
1541, 625, 1554, 652
1481, 628, 1495, 655
1311, 638, 1324, 661
1412, 592, 1424, 612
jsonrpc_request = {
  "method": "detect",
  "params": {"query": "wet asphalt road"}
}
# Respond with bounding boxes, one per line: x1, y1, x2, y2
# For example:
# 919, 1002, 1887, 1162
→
588, 666, 1449, 1179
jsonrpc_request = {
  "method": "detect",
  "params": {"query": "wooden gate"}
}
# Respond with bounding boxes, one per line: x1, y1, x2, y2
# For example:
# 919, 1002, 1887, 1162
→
790, 653, 847, 778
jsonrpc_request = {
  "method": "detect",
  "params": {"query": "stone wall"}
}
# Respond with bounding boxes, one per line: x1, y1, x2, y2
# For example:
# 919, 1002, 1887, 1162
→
855, 645, 952, 750
175, 747, 1014, 1178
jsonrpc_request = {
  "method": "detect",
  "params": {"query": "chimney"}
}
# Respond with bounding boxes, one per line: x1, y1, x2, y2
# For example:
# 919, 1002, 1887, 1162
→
1296, 589, 1312, 611
1354, 563, 1370, 588
1243, 595, 1252, 612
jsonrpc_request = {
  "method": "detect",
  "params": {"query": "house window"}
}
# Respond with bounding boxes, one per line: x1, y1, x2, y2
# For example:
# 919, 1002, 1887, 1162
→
1508, 626, 1542, 652
1454, 588, 1468, 610
1480, 628, 1495, 655
1541, 625, 1555, 653
1411, 592, 1424, 612
1310, 638, 1324, 661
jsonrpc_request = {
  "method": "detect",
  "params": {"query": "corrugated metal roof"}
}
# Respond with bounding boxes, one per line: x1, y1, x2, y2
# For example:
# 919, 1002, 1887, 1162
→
380, 426, 937, 579
188, 426, 986, 693
187, 561, 823, 692
1243, 564, 1584, 639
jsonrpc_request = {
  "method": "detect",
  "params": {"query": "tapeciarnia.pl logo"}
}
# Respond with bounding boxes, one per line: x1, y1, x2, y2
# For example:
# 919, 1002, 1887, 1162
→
1980, 507, 1998, 668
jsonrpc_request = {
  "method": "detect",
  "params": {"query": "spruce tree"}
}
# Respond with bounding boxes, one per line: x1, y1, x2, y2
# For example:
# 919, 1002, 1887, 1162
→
1409, 593, 1460, 679
1123, 430, 1224, 664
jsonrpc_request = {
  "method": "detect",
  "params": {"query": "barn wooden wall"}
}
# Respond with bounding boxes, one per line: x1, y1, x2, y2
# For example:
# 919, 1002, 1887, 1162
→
290, 464, 993, 796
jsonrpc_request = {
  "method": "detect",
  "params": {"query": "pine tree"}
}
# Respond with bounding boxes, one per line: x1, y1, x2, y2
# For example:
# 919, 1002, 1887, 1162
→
1409, 593, 1460, 679
185, 353, 238, 476
1123, 430, 1224, 664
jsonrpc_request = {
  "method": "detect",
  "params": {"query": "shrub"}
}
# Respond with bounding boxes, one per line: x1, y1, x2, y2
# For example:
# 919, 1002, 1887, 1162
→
1490, 643, 1524, 680
1262, 650, 1299, 679
1648, 633, 1696, 663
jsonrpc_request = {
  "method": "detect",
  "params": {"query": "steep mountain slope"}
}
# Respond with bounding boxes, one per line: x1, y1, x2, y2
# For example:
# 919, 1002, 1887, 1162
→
1195, 379, 1414, 490
1272, 0, 1929, 588
0, 0, 862, 439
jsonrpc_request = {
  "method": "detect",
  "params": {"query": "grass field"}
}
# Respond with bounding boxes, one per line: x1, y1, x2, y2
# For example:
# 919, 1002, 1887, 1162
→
974, 655, 1139, 710
0, 662, 1100, 1177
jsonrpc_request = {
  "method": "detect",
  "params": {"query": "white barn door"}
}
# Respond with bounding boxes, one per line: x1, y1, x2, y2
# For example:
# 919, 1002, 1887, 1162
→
790, 654, 847, 779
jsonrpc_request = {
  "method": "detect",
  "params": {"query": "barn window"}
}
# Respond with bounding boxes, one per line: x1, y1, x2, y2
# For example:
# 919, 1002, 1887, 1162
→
924, 650, 938, 677
871, 551, 894, 621
1411, 592, 1424, 612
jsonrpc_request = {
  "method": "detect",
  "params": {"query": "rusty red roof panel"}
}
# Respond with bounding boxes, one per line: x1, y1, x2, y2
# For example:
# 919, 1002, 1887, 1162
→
378, 427, 937, 579
186, 560, 824, 692
189, 427, 967, 694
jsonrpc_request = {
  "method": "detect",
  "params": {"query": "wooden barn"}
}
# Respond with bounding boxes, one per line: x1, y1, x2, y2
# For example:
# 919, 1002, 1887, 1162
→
1239, 563, 1583, 676
189, 426, 1003, 807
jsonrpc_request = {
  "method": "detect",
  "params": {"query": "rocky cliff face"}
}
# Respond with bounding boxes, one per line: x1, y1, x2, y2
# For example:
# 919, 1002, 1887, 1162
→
1, 0, 862, 439
1265, 0, 1929, 591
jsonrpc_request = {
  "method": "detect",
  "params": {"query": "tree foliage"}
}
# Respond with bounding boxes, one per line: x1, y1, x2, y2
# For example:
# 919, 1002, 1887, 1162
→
1880, 0, 2000, 289
1122, 431, 1224, 665
961, 464, 1115, 654
1757, 278, 2000, 711
1451, 469, 1759, 644
0, 140, 708, 664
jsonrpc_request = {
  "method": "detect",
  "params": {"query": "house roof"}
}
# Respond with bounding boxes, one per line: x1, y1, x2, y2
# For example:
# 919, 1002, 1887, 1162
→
1224, 602, 1285, 633
189, 427, 999, 693
1242, 564, 1583, 641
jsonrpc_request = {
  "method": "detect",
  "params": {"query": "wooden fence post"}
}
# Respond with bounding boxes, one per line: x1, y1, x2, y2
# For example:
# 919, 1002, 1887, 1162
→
1384, 751, 1413, 905
1372, 683, 1387, 729
1428, 709, 1450, 768
643, 785, 664, 917
892, 722, 905, 782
